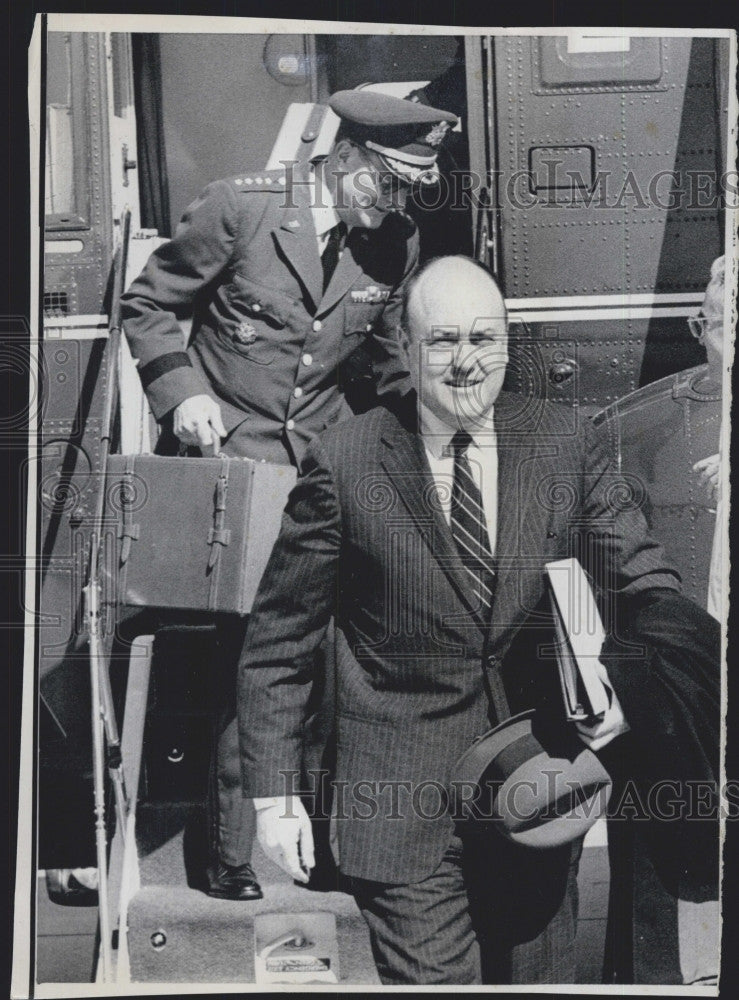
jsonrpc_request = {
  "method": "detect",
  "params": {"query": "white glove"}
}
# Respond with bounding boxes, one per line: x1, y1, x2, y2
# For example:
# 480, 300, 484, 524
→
575, 659, 630, 752
172, 394, 227, 454
255, 796, 315, 884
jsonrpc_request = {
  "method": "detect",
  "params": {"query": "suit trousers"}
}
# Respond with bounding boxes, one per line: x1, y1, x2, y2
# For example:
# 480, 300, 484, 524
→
346, 826, 583, 985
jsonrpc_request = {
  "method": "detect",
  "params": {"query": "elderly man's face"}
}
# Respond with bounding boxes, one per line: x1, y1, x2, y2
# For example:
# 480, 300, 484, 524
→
407, 290, 509, 431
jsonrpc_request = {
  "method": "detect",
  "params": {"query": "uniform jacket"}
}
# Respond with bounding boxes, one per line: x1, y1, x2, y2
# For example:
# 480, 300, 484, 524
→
120, 165, 419, 466
238, 394, 681, 884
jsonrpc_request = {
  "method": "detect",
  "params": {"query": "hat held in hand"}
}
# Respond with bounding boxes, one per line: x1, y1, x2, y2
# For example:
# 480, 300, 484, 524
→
451, 710, 612, 849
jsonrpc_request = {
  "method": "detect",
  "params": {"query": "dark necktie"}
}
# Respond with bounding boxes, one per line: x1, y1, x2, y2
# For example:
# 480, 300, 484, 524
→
321, 222, 347, 293
450, 429, 496, 621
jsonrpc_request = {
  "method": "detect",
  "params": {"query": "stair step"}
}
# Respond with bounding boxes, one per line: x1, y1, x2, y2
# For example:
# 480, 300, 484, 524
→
127, 884, 380, 984
135, 803, 300, 890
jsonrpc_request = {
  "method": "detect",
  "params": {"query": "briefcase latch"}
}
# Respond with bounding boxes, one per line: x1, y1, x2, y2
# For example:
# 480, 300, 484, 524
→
207, 464, 232, 572
117, 461, 141, 566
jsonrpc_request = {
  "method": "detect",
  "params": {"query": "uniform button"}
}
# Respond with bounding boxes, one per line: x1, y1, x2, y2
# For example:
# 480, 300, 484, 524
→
286, 419, 295, 431
313, 320, 322, 332
251, 302, 261, 312
293, 386, 303, 398
302, 353, 313, 366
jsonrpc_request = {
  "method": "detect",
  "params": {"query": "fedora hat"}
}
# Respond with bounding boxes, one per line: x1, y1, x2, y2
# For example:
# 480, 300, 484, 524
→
451, 710, 612, 849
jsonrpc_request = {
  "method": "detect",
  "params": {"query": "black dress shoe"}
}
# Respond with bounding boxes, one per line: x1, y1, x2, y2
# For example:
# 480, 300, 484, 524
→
206, 861, 263, 901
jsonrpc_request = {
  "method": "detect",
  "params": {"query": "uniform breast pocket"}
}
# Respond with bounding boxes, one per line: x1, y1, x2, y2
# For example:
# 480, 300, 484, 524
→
221, 274, 295, 364
344, 301, 385, 337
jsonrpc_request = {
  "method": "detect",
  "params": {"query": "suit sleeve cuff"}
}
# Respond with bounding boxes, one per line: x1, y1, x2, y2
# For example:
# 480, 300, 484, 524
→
144, 364, 212, 421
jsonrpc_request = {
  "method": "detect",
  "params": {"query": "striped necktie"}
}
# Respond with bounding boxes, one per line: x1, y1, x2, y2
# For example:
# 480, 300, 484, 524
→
450, 429, 496, 621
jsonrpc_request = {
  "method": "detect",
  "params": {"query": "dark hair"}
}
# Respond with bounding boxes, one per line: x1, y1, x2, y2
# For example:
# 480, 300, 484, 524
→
333, 121, 353, 146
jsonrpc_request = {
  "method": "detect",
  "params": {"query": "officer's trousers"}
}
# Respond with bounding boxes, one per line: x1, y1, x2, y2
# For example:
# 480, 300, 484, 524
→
208, 616, 256, 868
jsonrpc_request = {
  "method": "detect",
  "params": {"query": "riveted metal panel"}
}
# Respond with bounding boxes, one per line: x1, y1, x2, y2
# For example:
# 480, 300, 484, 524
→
495, 36, 722, 300
504, 316, 706, 409
493, 36, 723, 404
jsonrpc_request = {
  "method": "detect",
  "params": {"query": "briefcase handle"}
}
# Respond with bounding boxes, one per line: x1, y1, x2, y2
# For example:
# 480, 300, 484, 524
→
176, 441, 229, 461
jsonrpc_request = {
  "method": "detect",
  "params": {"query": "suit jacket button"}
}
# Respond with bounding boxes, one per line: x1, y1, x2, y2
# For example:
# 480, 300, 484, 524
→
286, 419, 295, 431
313, 320, 322, 332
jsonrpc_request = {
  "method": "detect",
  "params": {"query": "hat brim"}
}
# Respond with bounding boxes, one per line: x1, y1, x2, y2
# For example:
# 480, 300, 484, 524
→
451, 710, 612, 849
373, 150, 440, 186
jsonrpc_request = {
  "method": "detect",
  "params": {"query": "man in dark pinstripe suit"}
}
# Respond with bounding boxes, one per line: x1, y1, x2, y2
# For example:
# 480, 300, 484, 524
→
238, 257, 681, 984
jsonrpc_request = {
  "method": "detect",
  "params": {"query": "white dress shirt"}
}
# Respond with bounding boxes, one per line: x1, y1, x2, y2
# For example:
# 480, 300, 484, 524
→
419, 403, 498, 556
310, 167, 347, 256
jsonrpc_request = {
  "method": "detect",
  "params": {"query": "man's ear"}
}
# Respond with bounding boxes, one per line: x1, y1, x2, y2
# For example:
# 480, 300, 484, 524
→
333, 138, 355, 165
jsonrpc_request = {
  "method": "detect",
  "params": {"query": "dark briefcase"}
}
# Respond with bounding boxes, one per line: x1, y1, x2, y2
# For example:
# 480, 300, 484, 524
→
105, 454, 297, 615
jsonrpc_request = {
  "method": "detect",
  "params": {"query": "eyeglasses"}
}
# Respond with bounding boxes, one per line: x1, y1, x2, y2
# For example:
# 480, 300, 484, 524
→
687, 312, 707, 342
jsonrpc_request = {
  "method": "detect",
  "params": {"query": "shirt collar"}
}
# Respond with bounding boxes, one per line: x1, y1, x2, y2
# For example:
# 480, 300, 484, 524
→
419, 403, 495, 461
310, 164, 340, 240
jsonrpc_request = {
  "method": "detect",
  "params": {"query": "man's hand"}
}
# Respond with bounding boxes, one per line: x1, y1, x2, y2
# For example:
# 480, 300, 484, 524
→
255, 797, 315, 884
172, 394, 227, 454
575, 659, 630, 753
693, 453, 721, 506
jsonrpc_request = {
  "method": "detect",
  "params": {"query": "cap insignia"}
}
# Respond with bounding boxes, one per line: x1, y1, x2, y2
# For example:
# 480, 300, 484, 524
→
424, 121, 451, 148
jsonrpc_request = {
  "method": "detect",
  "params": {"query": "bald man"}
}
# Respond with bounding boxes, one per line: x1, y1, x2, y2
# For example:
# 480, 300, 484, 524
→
238, 257, 680, 984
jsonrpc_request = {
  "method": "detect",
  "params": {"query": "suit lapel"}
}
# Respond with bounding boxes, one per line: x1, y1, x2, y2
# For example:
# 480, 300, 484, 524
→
271, 174, 323, 311
379, 411, 483, 626
489, 395, 552, 642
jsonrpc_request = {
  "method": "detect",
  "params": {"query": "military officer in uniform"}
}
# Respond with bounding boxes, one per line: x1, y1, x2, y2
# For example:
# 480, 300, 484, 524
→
121, 90, 458, 900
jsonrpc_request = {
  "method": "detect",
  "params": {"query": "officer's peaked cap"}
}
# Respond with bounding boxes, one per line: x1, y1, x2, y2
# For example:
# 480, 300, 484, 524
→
329, 89, 458, 184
